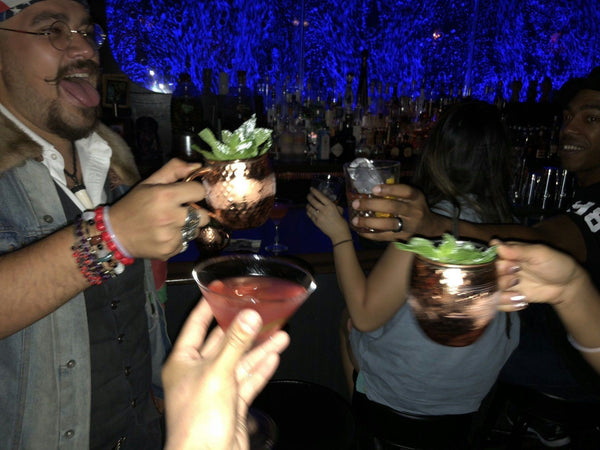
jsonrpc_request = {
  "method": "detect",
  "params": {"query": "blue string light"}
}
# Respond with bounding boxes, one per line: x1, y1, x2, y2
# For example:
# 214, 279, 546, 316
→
106, 0, 600, 101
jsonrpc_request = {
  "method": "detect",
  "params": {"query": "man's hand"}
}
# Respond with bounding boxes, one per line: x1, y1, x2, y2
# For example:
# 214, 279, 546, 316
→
351, 183, 448, 241
109, 159, 211, 260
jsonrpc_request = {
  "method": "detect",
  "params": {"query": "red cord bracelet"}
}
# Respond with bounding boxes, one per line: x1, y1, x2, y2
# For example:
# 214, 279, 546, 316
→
94, 206, 134, 266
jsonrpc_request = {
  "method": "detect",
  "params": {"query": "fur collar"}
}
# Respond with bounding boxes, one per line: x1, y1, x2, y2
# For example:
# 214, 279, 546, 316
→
0, 113, 141, 186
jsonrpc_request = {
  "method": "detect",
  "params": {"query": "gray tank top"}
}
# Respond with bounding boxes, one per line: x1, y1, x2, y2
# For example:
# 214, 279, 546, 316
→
350, 200, 520, 415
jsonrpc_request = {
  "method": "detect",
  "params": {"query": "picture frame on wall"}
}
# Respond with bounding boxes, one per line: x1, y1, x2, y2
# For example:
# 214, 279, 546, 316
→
102, 74, 130, 109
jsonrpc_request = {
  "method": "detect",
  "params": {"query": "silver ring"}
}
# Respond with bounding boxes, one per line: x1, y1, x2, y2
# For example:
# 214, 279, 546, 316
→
393, 217, 403, 232
179, 240, 189, 253
181, 206, 201, 243
181, 227, 197, 243
184, 206, 201, 229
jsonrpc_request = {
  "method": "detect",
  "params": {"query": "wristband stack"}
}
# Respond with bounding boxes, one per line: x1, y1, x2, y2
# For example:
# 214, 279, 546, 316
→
72, 206, 135, 285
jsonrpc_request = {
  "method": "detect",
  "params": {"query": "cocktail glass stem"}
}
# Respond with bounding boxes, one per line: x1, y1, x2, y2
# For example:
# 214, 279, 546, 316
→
266, 219, 287, 254
273, 222, 281, 245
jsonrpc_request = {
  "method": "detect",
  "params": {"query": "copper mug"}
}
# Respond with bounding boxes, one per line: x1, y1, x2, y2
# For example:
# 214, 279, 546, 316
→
408, 244, 499, 347
185, 152, 276, 230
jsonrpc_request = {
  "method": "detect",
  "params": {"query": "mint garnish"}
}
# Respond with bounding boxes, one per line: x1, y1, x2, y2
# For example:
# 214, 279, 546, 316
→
193, 114, 272, 161
394, 234, 497, 264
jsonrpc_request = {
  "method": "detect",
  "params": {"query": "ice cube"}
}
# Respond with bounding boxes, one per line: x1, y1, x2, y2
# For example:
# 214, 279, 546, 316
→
348, 158, 385, 194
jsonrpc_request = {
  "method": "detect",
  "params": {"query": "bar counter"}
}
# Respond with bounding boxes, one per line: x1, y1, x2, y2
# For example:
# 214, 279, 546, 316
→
166, 202, 387, 284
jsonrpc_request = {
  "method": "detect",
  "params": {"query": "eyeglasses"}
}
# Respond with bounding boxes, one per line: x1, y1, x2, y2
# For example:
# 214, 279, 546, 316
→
0, 20, 106, 51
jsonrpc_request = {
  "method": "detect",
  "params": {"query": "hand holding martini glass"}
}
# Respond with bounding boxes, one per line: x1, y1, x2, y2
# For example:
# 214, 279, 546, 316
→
193, 254, 317, 448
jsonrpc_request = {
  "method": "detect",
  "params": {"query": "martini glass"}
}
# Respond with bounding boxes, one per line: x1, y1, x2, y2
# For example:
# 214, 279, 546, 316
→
193, 255, 317, 449
265, 198, 292, 254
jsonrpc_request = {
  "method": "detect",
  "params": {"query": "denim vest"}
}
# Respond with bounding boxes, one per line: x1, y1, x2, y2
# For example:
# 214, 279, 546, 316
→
0, 159, 171, 449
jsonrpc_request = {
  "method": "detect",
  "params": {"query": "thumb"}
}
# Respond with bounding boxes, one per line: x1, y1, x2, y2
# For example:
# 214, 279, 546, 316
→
217, 309, 263, 370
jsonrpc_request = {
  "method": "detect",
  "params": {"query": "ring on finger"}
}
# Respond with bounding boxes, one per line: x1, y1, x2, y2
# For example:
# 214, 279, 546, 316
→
181, 206, 201, 243
184, 206, 201, 229
179, 240, 189, 253
393, 217, 403, 232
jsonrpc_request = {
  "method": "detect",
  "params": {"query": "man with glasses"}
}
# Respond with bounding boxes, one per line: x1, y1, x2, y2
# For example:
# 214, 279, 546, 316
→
0, 1, 210, 448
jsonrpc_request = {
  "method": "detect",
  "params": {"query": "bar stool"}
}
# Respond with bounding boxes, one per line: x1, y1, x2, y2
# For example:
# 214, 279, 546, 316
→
352, 390, 474, 449
250, 379, 356, 449
488, 382, 600, 449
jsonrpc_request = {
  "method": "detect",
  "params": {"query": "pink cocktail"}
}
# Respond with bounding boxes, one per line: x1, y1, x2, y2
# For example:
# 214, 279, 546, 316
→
193, 255, 317, 342
269, 202, 290, 221
266, 198, 292, 254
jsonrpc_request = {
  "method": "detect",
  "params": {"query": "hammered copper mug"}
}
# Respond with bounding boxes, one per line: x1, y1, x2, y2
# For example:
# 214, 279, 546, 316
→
185, 152, 276, 230
407, 244, 499, 347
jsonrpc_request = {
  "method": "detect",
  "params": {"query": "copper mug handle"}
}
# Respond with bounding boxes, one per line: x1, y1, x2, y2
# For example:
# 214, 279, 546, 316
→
184, 167, 231, 250
185, 166, 214, 213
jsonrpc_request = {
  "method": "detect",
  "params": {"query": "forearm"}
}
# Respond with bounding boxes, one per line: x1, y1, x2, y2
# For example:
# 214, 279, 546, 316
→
335, 242, 411, 332
0, 226, 89, 338
553, 273, 600, 373
332, 241, 369, 325
451, 221, 543, 244
449, 217, 586, 261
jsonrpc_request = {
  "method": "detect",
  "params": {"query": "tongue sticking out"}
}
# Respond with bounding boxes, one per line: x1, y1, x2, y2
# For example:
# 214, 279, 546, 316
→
59, 78, 100, 108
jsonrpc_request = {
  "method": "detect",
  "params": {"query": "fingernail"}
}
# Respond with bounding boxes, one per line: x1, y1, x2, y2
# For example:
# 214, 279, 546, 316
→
510, 294, 526, 303
269, 330, 290, 345
352, 217, 359, 225
512, 302, 529, 310
372, 185, 381, 194
352, 200, 359, 209
509, 278, 520, 288
509, 265, 521, 274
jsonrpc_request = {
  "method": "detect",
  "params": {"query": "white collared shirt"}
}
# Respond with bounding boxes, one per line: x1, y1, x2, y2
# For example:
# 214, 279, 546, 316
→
0, 103, 112, 211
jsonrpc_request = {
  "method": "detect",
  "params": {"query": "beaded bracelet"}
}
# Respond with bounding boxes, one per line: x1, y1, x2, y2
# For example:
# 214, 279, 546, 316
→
93, 206, 134, 266
80, 214, 125, 276
567, 334, 600, 353
73, 215, 122, 285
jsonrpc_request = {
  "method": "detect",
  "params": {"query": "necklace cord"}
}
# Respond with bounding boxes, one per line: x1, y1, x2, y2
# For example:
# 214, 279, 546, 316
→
63, 144, 83, 188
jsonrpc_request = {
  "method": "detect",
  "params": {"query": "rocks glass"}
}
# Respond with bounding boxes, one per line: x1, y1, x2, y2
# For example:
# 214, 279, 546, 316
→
343, 159, 402, 232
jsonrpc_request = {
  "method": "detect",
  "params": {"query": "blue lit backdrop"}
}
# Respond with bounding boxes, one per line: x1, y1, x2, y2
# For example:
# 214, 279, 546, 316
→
106, 0, 600, 102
